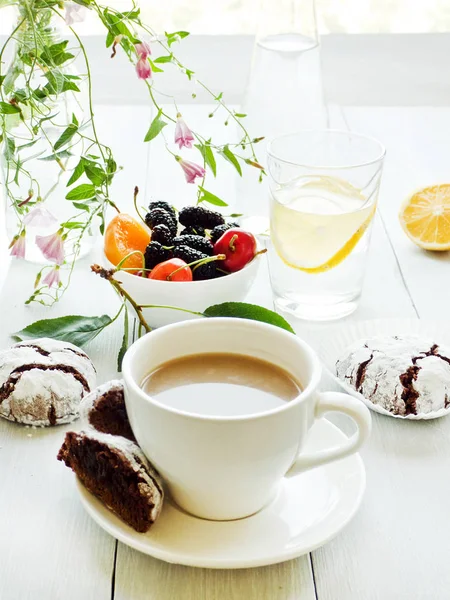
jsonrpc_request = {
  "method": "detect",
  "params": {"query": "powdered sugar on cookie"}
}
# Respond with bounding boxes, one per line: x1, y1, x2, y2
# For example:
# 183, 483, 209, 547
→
0, 338, 96, 426
336, 335, 450, 416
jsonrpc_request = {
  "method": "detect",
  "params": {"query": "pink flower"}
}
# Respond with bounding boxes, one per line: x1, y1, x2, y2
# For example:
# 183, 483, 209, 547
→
176, 156, 206, 184
42, 265, 61, 288
175, 114, 194, 149
23, 205, 57, 228
65, 4, 86, 25
135, 42, 151, 59
9, 230, 26, 259
136, 57, 152, 80
36, 230, 65, 264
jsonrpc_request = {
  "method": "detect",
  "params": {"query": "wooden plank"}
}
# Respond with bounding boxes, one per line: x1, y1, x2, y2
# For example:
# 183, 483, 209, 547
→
114, 550, 317, 600
0, 106, 150, 600
342, 106, 450, 319
311, 106, 450, 600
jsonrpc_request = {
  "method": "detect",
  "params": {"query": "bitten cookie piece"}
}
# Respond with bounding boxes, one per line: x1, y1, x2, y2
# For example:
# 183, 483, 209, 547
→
80, 380, 135, 441
0, 338, 96, 426
57, 430, 164, 532
336, 335, 450, 416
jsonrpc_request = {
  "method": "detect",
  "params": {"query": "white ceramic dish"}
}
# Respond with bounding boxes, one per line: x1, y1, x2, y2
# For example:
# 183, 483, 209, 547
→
106, 250, 262, 329
76, 419, 365, 569
308, 318, 450, 421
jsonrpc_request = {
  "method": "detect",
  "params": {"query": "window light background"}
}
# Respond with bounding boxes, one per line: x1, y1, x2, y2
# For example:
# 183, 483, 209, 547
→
1, 0, 450, 33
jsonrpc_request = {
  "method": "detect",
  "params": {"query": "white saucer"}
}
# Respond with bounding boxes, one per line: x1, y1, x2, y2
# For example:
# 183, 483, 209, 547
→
76, 419, 365, 569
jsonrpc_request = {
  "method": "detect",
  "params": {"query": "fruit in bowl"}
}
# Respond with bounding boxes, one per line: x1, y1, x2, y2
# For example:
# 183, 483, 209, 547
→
103, 202, 264, 328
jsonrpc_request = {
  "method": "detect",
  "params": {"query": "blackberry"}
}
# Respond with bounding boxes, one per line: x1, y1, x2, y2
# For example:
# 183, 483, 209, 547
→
172, 244, 205, 265
172, 235, 213, 256
145, 208, 178, 237
180, 225, 205, 237
173, 245, 222, 281
209, 222, 240, 243
148, 201, 176, 219
178, 206, 225, 229
144, 241, 171, 269
193, 262, 218, 281
151, 224, 173, 246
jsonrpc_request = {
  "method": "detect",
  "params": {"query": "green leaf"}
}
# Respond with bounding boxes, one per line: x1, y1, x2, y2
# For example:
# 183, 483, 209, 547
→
0, 102, 21, 114
61, 221, 84, 230
106, 157, 117, 184
67, 158, 86, 186
195, 142, 216, 177
106, 157, 117, 174
44, 71, 80, 95
54, 123, 78, 151
154, 55, 173, 63
72, 113, 79, 126
73, 202, 91, 211
12, 89, 28, 103
204, 303, 295, 334
220, 145, 242, 176
66, 183, 96, 201
13, 157, 22, 185
12, 314, 113, 347
144, 110, 167, 142
41, 41, 74, 67
0, 75, 5, 86
234, 113, 247, 118
165, 30, 190, 47
44, 70, 65, 94
122, 9, 140, 19
39, 150, 72, 162
103, 9, 139, 42
18, 139, 39, 151
198, 187, 228, 207
117, 306, 129, 371
85, 165, 105, 186
4, 137, 15, 160
72, 0, 91, 6
228, 213, 243, 218
106, 31, 114, 48
148, 59, 164, 73
38, 112, 58, 125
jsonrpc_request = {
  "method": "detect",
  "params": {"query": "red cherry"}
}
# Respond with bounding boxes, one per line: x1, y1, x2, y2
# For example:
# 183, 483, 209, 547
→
148, 258, 193, 281
213, 228, 257, 272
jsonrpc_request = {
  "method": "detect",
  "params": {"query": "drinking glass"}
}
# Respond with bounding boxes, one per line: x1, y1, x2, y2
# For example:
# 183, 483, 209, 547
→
267, 130, 385, 321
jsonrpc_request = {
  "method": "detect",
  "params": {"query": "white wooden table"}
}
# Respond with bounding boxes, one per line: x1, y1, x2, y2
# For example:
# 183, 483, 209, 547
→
1, 35, 450, 600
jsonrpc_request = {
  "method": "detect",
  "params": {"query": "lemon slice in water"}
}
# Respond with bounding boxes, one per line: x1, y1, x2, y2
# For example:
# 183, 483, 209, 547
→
271, 176, 376, 274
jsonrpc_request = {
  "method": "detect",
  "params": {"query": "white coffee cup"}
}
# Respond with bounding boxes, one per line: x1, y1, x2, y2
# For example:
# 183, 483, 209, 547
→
122, 318, 371, 521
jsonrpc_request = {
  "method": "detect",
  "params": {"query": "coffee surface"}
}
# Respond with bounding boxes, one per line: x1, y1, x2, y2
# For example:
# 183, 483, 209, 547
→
141, 352, 301, 417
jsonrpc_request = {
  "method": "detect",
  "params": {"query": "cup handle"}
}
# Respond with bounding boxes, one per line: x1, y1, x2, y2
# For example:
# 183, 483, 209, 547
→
286, 391, 372, 477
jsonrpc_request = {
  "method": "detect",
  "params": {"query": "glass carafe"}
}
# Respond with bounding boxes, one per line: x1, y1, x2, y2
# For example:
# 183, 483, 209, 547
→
239, 0, 326, 230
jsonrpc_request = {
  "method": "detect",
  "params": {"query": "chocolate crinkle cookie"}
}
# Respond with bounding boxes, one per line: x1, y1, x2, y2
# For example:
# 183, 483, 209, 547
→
58, 430, 164, 532
79, 380, 135, 442
0, 338, 96, 426
336, 335, 450, 416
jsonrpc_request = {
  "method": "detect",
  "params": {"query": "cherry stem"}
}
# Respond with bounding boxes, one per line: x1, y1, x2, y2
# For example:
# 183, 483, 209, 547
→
116, 249, 145, 271
133, 185, 147, 225
228, 234, 238, 252
168, 253, 226, 280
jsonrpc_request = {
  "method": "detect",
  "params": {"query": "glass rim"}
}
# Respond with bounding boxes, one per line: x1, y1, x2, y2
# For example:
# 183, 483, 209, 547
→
266, 129, 386, 170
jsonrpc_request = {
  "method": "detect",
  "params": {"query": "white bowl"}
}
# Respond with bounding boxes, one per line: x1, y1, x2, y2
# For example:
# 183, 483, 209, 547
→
108, 252, 262, 328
